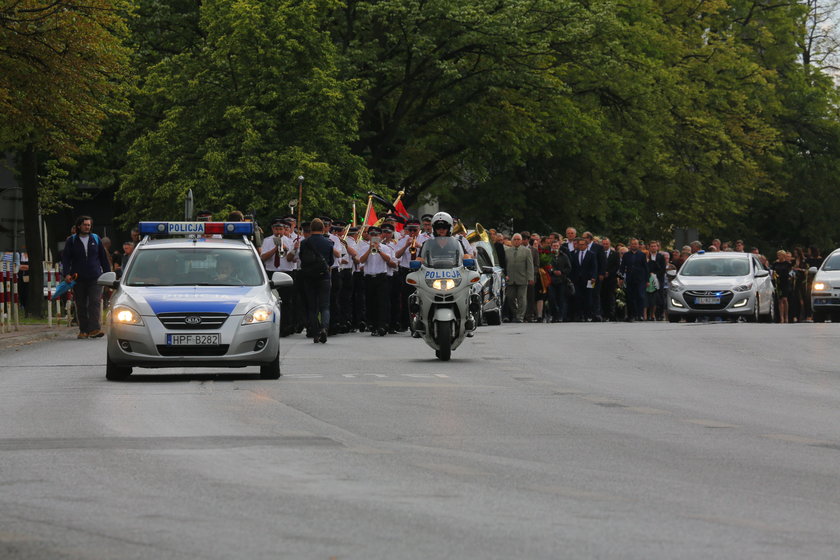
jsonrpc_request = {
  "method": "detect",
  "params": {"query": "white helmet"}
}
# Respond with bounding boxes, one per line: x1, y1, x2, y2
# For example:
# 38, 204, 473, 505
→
431, 212, 453, 236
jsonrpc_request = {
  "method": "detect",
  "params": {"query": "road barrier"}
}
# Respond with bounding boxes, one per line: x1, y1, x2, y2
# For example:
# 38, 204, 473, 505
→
1, 260, 20, 333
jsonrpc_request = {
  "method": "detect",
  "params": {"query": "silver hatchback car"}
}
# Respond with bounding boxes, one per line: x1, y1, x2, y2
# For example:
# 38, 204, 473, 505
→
97, 221, 293, 380
667, 252, 775, 322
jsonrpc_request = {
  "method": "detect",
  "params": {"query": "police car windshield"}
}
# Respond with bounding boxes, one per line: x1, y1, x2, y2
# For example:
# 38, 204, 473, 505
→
124, 248, 263, 286
420, 237, 463, 269
680, 257, 750, 277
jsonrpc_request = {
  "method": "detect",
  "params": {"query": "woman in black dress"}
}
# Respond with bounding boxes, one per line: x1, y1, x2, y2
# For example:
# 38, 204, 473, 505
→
772, 250, 793, 323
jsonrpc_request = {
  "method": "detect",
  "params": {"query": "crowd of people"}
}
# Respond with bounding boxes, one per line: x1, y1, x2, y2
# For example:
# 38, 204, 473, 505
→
59, 210, 829, 342
488, 227, 826, 324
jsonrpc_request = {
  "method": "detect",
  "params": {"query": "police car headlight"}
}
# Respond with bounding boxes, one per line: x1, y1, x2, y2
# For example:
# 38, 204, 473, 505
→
733, 283, 753, 292
242, 305, 274, 325
427, 278, 461, 290
669, 280, 685, 293
113, 306, 144, 326
813, 282, 828, 291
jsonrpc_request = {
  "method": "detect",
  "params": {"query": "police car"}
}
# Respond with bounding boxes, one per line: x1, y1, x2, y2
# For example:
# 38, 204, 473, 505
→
97, 221, 293, 381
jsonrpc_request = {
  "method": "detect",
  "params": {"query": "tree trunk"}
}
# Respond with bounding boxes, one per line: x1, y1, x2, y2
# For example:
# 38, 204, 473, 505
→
20, 144, 45, 319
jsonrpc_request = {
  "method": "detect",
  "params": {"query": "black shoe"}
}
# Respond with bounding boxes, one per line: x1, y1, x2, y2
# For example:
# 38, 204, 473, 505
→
358, 322, 367, 332
313, 334, 319, 343
371, 330, 379, 337
378, 328, 387, 337
319, 330, 327, 343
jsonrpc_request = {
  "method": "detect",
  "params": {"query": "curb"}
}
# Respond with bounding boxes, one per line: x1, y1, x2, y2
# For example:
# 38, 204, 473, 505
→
0, 328, 78, 351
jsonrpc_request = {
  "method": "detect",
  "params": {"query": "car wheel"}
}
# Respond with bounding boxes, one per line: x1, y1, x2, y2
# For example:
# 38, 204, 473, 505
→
813, 309, 826, 323
260, 352, 281, 379
668, 315, 680, 323
105, 354, 132, 381
831, 311, 840, 323
760, 296, 775, 323
684, 316, 696, 323
747, 297, 760, 322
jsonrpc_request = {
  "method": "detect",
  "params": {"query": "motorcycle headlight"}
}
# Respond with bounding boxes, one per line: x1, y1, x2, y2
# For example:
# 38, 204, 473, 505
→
242, 305, 274, 325
733, 283, 753, 292
813, 282, 828, 291
113, 306, 144, 326
426, 277, 462, 290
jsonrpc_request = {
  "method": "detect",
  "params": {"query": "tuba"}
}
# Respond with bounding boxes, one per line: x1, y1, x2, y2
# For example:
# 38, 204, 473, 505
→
466, 223, 490, 243
452, 219, 467, 237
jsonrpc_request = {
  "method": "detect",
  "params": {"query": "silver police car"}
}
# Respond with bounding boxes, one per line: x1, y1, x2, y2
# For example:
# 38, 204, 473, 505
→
97, 221, 293, 381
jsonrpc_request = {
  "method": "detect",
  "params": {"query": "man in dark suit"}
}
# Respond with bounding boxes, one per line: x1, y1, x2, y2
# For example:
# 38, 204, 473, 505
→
600, 237, 621, 321
570, 237, 597, 321
619, 238, 648, 321
647, 240, 667, 320
583, 232, 605, 321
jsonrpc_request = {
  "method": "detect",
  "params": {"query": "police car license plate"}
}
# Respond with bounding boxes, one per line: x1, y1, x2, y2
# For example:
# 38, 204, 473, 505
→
695, 297, 720, 305
166, 334, 220, 346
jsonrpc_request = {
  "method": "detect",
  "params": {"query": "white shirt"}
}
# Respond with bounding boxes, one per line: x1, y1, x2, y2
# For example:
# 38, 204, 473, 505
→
338, 237, 354, 270
328, 233, 342, 269
355, 239, 368, 273
395, 234, 424, 269
363, 243, 394, 275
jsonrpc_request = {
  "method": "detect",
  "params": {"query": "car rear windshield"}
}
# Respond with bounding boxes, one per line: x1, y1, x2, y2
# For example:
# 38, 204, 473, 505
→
124, 247, 263, 286
680, 258, 750, 277
822, 254, 840, 271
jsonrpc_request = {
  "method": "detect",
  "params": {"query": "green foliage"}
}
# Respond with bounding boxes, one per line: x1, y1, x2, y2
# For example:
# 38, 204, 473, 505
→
117, 0, 369, 226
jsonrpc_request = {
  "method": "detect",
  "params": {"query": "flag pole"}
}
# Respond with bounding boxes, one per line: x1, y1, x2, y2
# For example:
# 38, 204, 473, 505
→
296, 175, 304, 232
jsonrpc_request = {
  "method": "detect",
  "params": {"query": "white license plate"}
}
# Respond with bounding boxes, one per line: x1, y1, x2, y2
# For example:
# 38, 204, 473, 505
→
166, 333, 221, 345
695, 297, 720, 305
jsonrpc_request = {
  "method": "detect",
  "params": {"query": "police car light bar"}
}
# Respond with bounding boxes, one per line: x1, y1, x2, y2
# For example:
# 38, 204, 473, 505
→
138, 222, 254, 236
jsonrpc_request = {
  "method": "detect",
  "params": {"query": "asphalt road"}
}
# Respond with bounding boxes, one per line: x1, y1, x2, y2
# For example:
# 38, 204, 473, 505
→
1, 322, 839, 559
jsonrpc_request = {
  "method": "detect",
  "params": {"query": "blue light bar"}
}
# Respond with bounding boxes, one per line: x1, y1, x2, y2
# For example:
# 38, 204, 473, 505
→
137, 222, 255, 236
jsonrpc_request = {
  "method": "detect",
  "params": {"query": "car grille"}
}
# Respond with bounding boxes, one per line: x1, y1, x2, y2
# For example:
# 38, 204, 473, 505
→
685, 290, 734, 310
157, 312, 228, 330
156, 345, 229, 357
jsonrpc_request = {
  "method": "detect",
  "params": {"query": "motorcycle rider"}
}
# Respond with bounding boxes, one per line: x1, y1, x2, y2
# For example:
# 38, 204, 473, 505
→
415, 212, 479, 336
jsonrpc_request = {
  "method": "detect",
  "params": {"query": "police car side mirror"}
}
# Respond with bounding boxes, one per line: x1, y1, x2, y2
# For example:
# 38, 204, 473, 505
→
809, 267, 818, 274
666, 269, 677, 279
97, 271, 118, 288
409, 260, 422, 271
270, 271, 293, 289
481, 266, 495, 274
754, 269, 769, 278
463, 258, 477, 270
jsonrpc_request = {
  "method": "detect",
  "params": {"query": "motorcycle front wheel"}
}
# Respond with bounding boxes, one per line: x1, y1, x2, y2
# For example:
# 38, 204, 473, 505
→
434, 320, 452, 361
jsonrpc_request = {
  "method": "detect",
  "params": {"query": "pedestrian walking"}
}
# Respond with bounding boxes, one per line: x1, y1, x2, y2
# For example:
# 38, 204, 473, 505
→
61, 215, 111, 339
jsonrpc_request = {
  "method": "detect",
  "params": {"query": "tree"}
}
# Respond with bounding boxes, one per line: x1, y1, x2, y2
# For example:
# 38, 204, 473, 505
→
118, 0, 369, 225
0, 0, 132, 317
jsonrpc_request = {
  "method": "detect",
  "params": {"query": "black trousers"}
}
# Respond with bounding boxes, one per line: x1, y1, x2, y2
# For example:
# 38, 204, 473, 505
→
365, 274, 390, 332
601, 276, 617, 321
329, 268, 342, 331
388, 273, 401, 330
396, 268, 412, 329
73, 279, 102, 333
338, 268, 354, 327
352, 271, 366, 327
303, 275, 331, 336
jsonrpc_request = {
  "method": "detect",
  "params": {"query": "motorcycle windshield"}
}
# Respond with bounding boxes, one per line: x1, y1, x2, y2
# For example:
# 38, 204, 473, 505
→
421, 237, 463, 269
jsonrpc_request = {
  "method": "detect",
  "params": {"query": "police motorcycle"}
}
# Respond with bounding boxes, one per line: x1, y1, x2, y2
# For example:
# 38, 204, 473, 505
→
406, 213, 482, 361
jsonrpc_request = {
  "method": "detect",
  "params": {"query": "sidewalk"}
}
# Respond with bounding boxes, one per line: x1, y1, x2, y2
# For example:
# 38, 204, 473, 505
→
0, 323, 78, 351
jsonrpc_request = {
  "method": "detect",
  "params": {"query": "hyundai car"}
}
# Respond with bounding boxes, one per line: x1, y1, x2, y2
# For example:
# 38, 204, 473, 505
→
667, 252, 774, 322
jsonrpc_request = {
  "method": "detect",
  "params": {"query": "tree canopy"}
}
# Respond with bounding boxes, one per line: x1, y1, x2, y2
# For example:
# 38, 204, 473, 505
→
5, 0, 840, 251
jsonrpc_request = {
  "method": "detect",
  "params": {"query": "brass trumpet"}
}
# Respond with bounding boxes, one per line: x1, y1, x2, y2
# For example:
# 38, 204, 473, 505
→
466, 223, 490, 243
409, 235, 418, 259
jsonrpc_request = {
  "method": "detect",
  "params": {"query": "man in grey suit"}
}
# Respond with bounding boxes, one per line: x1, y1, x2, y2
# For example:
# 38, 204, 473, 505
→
504, 233, 534, 323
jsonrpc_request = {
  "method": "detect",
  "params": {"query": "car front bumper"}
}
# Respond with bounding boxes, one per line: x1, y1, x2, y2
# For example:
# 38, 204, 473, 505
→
668, 291, 755, 316
106, 313, 279, 368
